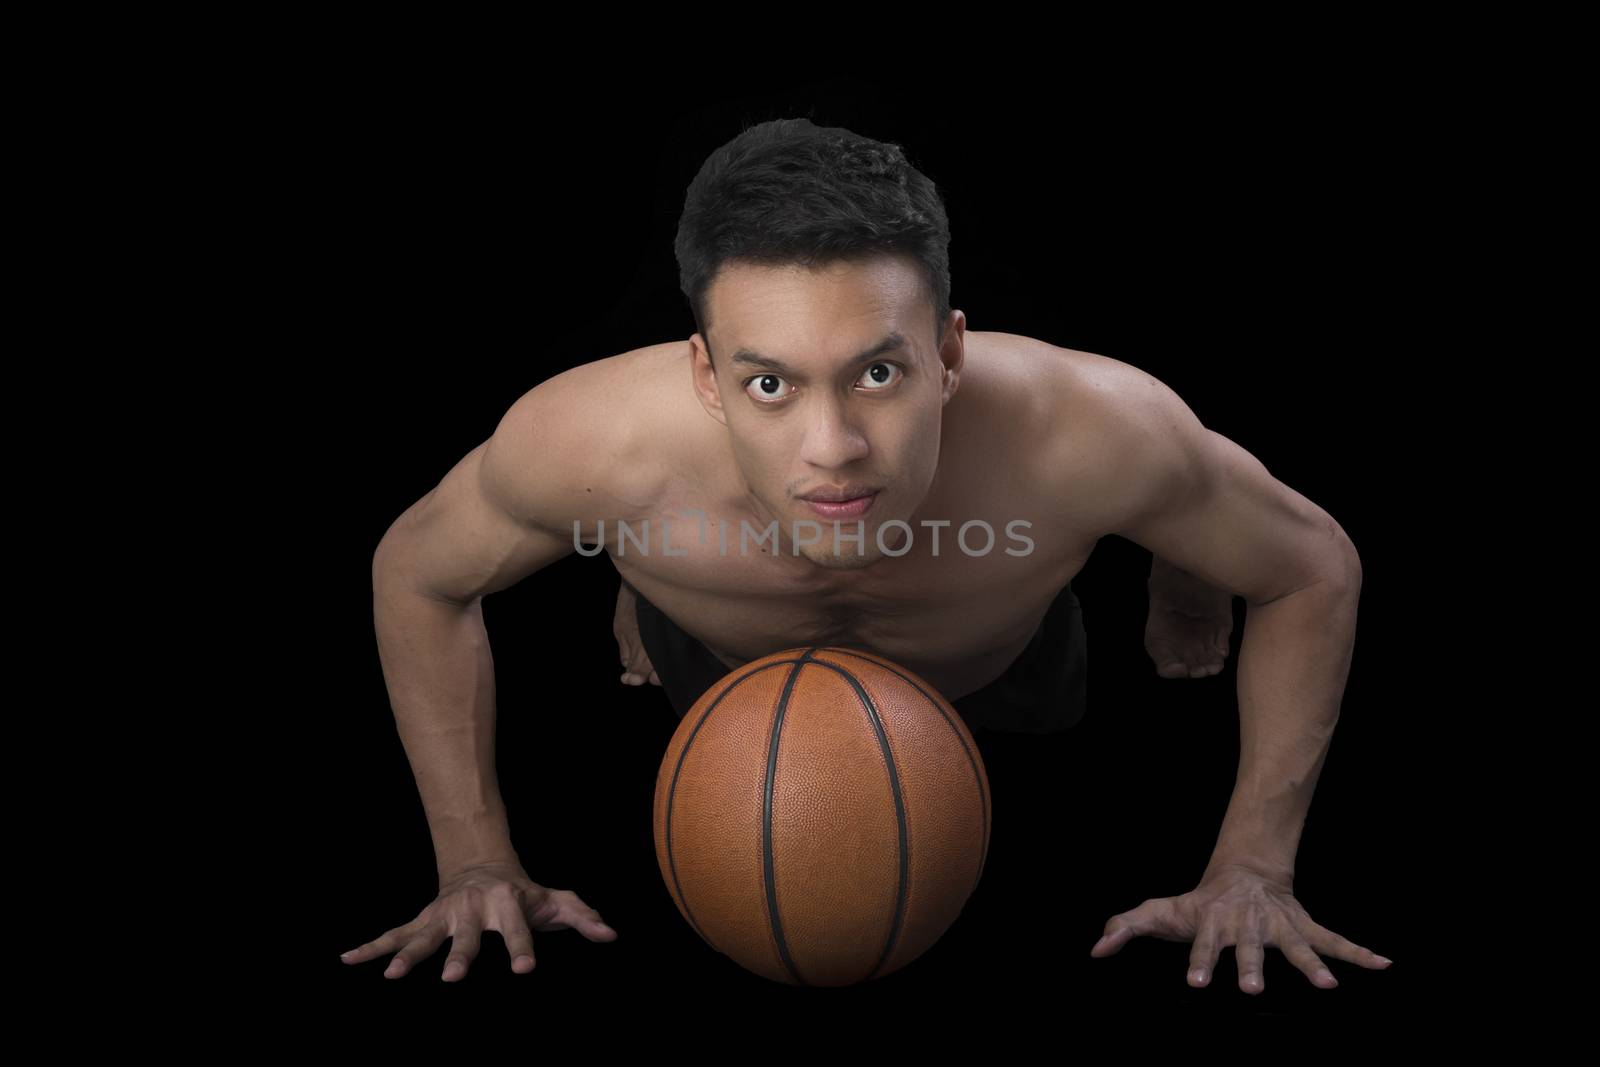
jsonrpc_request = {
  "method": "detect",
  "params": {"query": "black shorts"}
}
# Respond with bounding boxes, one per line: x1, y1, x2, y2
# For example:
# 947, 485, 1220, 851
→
631, 580, 1088, 735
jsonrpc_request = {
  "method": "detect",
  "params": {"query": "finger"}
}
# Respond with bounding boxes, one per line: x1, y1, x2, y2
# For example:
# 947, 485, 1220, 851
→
555, 890, 618, 941
341, 921, 420, 964
1091, 897, 1178, 957
1149, 647, 1187, 679
622, 672, 644, 685
1145, 639, 1192, 679
649, 670, 661, 686
385, 922, 448, 979
1236, 907, 1266, 994
1187, 906, 1224, 987
493, 895, 538, 974
1302, 918, 1392, 969
1275, 920, 1338, 989
441, 915, 483, 983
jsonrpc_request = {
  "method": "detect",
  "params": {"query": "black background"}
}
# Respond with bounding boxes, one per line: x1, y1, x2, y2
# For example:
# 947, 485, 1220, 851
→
240, 56, 1484, 1020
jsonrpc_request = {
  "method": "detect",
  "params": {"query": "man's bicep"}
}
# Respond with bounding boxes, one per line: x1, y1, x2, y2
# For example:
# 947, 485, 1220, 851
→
1095, 379, 1358, 606
374, 372, 625, 605
373, 436, 579, 605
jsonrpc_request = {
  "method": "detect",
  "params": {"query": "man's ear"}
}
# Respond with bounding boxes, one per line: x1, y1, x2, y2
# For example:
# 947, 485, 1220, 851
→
938, 310, 967, 406
689, 333, 728, 426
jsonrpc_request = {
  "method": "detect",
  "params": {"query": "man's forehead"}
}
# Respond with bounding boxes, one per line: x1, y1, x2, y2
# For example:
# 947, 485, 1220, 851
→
708, 258, 929, 361
727, 331, 912, 377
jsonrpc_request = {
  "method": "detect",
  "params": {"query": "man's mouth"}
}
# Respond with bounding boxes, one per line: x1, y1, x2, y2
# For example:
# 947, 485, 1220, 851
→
800, 490, 878, 519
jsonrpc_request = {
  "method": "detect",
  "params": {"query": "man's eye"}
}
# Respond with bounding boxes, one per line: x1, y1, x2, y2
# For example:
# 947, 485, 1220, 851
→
744, 374, 793, 402
857, 362, 902, 390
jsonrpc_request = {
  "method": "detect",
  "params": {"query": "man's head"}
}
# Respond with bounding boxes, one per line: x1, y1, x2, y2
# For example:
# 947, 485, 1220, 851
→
674, 118, 966, 570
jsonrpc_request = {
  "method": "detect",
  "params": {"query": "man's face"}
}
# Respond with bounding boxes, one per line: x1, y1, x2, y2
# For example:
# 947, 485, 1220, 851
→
690, 254, 964, 570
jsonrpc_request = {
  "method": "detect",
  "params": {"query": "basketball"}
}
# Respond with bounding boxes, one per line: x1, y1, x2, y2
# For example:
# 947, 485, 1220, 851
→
652, 645, 993, 986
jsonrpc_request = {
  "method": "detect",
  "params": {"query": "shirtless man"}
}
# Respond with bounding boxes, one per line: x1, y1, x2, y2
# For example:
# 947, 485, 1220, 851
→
343, 118, 1391, 993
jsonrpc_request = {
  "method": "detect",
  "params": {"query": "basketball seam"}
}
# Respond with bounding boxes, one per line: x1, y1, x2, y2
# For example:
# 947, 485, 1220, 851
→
821, 648, 993, 902
665, 658, 809, 964
762, 649, 818, 986
792, 657, 913, 983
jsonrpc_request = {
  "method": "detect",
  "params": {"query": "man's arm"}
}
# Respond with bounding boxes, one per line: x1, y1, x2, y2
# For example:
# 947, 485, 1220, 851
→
370, 355, 647, 880
1073, 362, 1362, 882
1053, 356, 1387, 992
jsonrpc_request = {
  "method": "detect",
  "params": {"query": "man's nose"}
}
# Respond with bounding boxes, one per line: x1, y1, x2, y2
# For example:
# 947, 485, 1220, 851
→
798, 400, 869, 469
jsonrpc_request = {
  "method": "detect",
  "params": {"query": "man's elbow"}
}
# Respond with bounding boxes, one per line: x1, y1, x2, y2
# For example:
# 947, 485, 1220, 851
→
1333, 537, 1362, 595
1285, 538, 1361, 605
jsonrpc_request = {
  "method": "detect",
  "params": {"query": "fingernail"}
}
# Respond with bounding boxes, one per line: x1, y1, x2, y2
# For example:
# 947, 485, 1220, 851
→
1191, 967, 1208, 983
1316, 968, 1335, 984
1376, 956, 1393, 965
340, 951, 353, 960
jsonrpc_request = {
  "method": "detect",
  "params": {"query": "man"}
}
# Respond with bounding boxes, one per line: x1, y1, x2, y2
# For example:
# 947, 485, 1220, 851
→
344, 118, 1390, 992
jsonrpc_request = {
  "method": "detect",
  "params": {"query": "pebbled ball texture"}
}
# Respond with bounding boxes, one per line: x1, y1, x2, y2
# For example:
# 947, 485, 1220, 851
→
653, 646, 992, 986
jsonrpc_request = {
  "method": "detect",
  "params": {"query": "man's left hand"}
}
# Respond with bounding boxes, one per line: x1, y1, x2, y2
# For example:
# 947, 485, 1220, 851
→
1088, 862, 1393, 993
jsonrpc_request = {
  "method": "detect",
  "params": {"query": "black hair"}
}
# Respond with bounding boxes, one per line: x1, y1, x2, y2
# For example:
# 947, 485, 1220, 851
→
674, 117, 953, 363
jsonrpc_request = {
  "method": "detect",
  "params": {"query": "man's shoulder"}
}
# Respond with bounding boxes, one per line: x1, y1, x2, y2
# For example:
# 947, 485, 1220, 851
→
1000, 335, 1197, 539
482, 341, 695, 533
971, 331, 1145, 455
977, 331, 1152, 406
966, 331, 1126, 422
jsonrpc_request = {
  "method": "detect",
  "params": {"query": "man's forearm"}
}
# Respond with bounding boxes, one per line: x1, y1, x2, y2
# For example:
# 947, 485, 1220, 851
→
372, 557, 521, 880
1205, 557, 1361, 885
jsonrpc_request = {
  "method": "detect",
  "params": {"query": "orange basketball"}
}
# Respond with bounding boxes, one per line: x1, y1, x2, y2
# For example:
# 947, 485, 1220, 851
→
652, 645, 993, 987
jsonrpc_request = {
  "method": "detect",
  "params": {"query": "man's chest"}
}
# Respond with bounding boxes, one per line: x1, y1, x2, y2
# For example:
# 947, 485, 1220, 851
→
597, 329, 1106, 697
607, 494, 1092, 699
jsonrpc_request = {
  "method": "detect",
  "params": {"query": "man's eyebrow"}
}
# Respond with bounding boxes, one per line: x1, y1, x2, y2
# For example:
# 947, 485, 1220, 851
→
729, 332, 908, 376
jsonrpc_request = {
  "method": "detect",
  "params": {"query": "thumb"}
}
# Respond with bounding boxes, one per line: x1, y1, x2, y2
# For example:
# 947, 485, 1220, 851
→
1090, 922, 1136, 957
1090, 898, 1177, 957
584, 909, 618, 940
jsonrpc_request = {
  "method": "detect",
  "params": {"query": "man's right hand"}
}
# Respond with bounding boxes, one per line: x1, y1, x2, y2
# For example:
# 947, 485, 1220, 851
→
339, 862, 618, 981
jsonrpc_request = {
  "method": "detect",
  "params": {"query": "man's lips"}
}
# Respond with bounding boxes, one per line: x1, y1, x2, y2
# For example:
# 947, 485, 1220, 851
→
802, 492, 878, 518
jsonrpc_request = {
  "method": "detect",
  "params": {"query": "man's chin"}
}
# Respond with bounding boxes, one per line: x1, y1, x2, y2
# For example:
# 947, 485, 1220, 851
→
790, 514, 915, 569
800, 544, 881, 571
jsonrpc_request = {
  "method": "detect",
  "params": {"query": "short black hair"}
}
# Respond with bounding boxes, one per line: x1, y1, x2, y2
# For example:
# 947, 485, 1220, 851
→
674, 117, 953, 363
